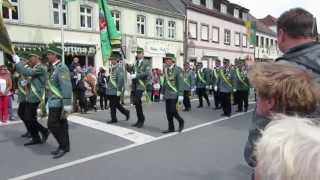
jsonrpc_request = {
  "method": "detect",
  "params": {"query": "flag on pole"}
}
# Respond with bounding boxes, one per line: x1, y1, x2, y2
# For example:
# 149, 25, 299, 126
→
0, 16, 14, 55
245, 20, 257, 46
98, 0, 121, 63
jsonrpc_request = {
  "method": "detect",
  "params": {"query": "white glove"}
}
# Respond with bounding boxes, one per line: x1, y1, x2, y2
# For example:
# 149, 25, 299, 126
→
178, 96, 183, 102
160, 94, 164, 100
21, 80, 28, 86
63, 105, 72, 113
12, 54, 20, 64
214, 86, 218, 91
191, 88, 196, 92
130, 74, 137, 79
233, 89, 237, 92
117, 91, 121, 96
206, 85, 210, 89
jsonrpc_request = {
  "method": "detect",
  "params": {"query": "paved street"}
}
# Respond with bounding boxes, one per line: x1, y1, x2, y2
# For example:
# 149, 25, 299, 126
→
0, 100, 254, 180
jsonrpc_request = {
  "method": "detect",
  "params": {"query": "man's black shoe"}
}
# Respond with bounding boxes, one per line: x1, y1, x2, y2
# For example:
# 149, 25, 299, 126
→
24, 140, 42, 146
53, 149, 69, 159
162, 130, 175, 134
136, 122, 144, 128
21, 132, 31, 138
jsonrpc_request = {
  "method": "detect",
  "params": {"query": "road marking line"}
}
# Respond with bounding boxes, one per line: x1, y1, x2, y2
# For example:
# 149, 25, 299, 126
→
0, 121, 22, 127
9, 110, 253, 180
68, 115, 156, 144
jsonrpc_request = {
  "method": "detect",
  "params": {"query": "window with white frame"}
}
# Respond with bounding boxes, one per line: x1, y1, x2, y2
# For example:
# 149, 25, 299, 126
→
234, 32, 240, 46
155, 18, 164, 38
234, 9, 239, 18
80, 6, 92, 29
224, 29, 231, 45
137, 15, 146, 35
2, 0, 19, 21
189, 21, 197, 39
260, 36, 264, 48
200, 0, 206, 6
212, 26, 219, 43
111, 10, 120, 31
242, 34, 248, 47
270, 39, 274, 47
242, 12, 248, 21
201, 24, 209, 41
168, 21, 176, 39
52, 1, 67, 25
220, 4, 227, 14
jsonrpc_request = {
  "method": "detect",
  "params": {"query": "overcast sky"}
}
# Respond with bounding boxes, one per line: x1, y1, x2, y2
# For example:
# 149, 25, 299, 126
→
235, 0, 319, 27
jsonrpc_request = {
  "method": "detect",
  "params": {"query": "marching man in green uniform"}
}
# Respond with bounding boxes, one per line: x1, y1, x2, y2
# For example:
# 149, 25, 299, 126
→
211, 59, 222, 110
217, 59, 233, 117
128, 47, 151, 128
106, 51, 130, 124
182, 62, 195, 112
162, 53, 184, 133
16, 53, 31, 138
232, 61, 250, 112
195, 62, 211, 108
12, 51, 50, 146
46, 45, 72, 159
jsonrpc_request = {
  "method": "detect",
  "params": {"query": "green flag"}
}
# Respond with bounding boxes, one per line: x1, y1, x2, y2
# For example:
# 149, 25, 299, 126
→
98, 0, 121, 63
245, 21, 257, 46
0, 16, 14, 55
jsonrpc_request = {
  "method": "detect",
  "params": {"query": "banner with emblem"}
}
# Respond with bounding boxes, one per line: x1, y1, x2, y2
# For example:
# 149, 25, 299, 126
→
98, 0, 121, 63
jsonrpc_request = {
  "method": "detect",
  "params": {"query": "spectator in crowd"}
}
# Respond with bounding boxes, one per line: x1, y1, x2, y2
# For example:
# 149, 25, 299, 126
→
244, 63, 320, 179
151, 69, 161, 102
255, 116, 320, 180
71, 66, 82, 112
97, 67, 109, 110
69, 57, 80, 72
0, 65, 12, 123
77, 73, 88, 114
86, 67, 97, 111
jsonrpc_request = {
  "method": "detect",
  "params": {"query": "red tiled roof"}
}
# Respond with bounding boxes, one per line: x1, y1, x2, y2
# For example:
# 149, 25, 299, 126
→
259, 15, 277, 26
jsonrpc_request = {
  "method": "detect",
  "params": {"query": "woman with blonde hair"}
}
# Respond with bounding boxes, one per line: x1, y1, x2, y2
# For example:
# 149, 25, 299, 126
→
244, 62, 320, 178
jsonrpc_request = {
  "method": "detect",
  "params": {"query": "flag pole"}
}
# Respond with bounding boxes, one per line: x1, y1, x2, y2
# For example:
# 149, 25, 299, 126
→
60, 0, 65, 63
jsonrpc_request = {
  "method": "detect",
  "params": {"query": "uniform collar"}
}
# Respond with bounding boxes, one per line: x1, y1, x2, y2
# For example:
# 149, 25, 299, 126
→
52, 60, 60, 67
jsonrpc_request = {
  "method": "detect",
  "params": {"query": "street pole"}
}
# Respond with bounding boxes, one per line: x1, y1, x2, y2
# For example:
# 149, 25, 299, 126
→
60, 0, 65, 63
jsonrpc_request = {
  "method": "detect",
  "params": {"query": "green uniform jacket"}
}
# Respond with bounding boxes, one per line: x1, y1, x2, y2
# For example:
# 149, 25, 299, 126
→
17, 75, 28, 103
47, 61, 72, 108
132, 59, 151, 92
210, 68, 220, 87
163, 65, 184, 99
196, 68, 210, 88
232, 68, 250, 91
16, 63, 47, 103
217, 68, 233, 93
183, 69, 195, 91
106, 64, 124, 96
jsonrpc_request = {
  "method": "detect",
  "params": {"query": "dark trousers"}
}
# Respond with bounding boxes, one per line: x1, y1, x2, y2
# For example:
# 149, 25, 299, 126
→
165, 99, 184, 131
109, 95, 129, 121
89, 95, 97, 109
220, 92, 231, 116
18, 102, 28, 132
72, 90, 79, 112
48, 107, 70, 151
99, 93, 108, 109
133, 90, 145, 124
183, 90, 191, 110
213, 90, 221, 108
79, 92, 87, 112
237, 90, 249, 112
196, 88, 210, 107
25, 102, 47, 141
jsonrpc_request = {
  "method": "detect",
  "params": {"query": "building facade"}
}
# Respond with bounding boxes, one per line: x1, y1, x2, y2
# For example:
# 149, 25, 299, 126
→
1, 0, 184, 70
109, 0, 185, 70
183, 0, 254, 68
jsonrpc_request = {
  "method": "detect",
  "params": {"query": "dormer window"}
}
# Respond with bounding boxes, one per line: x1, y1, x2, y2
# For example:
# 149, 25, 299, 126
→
220, 4, 227, 14
242, 12, 248, 21
234, 9, 239, 18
